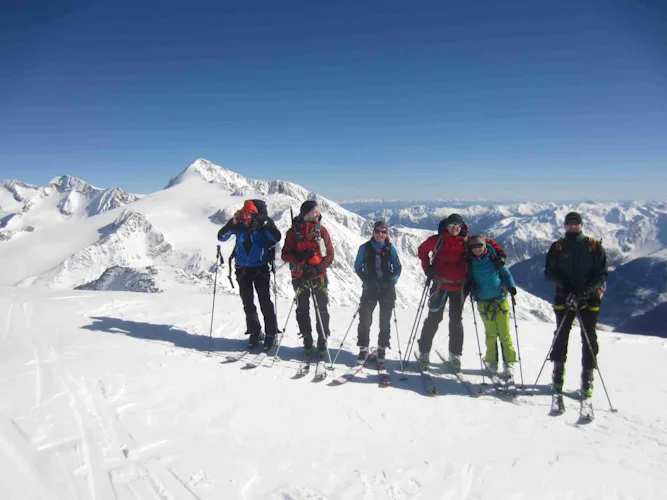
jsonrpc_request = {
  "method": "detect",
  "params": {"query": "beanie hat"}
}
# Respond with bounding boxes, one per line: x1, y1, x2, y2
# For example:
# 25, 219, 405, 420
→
242, 200, 258, 214
300, 200, 318, 217
564, 212, 583, 226
445, 213, 464, 226
374, 220, 388, 231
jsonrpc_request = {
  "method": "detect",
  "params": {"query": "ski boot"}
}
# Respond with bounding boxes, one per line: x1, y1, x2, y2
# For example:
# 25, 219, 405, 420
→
263, 334, 275, 351
357, 347, 369, 364
377, 347, 386, 370
551, 361, 565, 393
248, 331, 265, 348
449, 352, 462, 373
503, 362, 515, 382
581, 369, 595, 399
486, 361, 499, 376
418, 352, 430, 371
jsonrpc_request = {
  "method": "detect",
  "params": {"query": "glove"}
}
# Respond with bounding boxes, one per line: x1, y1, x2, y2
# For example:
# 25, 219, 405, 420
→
493, 254, 506, 267
303, 264, 325, 279
565, 282, 586, 295
295, 249, 315, 263
508, 287, 517, 296
250, 214, 271, 231
425, 265, 438, 280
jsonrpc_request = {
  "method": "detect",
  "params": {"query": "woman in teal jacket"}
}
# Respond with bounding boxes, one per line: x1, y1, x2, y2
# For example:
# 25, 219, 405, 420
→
468, 234, 518, 380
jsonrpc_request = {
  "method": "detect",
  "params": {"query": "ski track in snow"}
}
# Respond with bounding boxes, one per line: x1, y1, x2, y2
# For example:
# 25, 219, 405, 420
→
2, 289, 667, 499
3, 300, 12, 341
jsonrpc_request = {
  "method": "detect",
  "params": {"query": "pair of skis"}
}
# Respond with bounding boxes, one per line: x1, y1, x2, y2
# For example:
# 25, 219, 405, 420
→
293, 350, 329, 381
330, 350, 393, 387
224, 333, 283, 368
550, 392, 595, 423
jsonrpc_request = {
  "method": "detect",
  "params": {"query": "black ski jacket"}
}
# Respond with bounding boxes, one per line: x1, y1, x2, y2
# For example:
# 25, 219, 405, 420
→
544, 232, 608, 301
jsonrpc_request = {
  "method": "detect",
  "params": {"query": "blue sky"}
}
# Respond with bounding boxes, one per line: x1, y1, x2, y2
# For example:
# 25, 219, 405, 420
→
1, 0, 666, 201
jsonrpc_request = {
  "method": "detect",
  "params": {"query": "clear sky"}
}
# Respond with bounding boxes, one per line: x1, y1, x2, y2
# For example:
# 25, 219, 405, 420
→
1, 0, 666, 201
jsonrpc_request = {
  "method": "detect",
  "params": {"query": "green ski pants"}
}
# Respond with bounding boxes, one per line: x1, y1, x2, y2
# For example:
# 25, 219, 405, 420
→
477, 298, 517, 364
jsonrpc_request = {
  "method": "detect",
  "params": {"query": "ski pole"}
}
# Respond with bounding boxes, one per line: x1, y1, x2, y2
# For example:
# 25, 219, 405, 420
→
575, 306, 617, 412
510, 295, 525, 387
331, 304, 361, 368
272, 261, 279, 333
400, 278, 430, 380
469, 294, 486, 385
530, 294, 576, 394
393, 305, 405, 373
309, 279, 335, 370
207, 246, 224, 356
271, 275, 305, 366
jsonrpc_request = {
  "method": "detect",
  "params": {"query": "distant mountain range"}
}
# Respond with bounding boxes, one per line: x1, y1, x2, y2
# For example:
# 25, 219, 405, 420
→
1, 159, 664, 336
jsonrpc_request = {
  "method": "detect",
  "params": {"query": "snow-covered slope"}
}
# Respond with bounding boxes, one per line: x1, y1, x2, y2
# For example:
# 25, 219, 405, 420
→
1, 287, 665, 499
0, 176, 139, 243
1, 159, 552, 320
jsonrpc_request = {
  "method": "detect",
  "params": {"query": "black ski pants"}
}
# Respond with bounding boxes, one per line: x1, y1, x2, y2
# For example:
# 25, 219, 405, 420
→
357, 283, 395, 349
236, 265, 278, 337
293, 276, 330, 349
549, 302, 599, 371
418, 288, 465, 355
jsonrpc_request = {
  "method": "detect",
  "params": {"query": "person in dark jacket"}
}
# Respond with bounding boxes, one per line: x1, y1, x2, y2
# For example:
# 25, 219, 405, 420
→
218, 200, 281, 349
544, 211, 608, 398
354, 220, 402, 366
416, 214, 506, 372
281, 200, 335, 358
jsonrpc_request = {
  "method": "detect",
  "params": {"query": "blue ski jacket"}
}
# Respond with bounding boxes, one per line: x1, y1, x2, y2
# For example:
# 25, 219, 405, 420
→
470, 244, 516, 301
218, 223, 280, 267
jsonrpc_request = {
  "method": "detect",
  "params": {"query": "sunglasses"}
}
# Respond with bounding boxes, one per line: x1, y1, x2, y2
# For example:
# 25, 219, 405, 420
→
374, 229, 388, 234
448, 223, 462, 228
470, 243, 485, 249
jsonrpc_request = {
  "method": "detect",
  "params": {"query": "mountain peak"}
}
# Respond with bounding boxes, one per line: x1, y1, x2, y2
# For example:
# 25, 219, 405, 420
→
48, 175, 97, 195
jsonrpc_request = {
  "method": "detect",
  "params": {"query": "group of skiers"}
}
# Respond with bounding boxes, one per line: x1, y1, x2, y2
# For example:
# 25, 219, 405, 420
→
218, 200, 608, 399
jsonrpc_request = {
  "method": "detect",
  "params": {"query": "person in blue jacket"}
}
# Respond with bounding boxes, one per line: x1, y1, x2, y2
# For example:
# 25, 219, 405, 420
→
354, 220, 402, 366
468, 234, 518, 380
218, 200, 281, 350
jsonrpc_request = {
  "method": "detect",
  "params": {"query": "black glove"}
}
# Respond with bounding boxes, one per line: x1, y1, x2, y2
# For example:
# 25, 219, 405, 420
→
250, 214, 271, 231
493, 254, 506, 267
295, 249, 315, 263
508, 287, 517, 296
425, 265, 438, 280
565, 282, 586, 296
303, 264, 325, 279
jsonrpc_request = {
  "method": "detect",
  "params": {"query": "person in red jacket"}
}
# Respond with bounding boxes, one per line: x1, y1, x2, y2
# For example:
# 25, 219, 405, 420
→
416, 214, 505, 372
281, 200, 335, 358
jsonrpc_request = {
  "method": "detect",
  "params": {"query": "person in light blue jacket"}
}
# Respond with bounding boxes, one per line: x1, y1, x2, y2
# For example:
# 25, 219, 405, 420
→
353, 220, 402, 366
468, 234, 518, 380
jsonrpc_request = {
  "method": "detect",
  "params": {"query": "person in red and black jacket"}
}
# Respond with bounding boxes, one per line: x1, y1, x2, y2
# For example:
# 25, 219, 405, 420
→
281, 200, 335, 357
416, 213, 506, 372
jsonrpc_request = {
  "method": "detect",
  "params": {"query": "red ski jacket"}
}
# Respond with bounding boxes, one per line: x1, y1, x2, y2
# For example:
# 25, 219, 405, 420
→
418, 233, 504, 291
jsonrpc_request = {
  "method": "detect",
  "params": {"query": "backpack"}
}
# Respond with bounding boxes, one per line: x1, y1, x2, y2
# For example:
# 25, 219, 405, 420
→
555, 236, 601, 253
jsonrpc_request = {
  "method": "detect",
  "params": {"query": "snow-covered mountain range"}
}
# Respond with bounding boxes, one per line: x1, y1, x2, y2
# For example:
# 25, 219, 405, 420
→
0, 176, 139, 243
0, 159, 553, 323
1, 159, 664, 335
